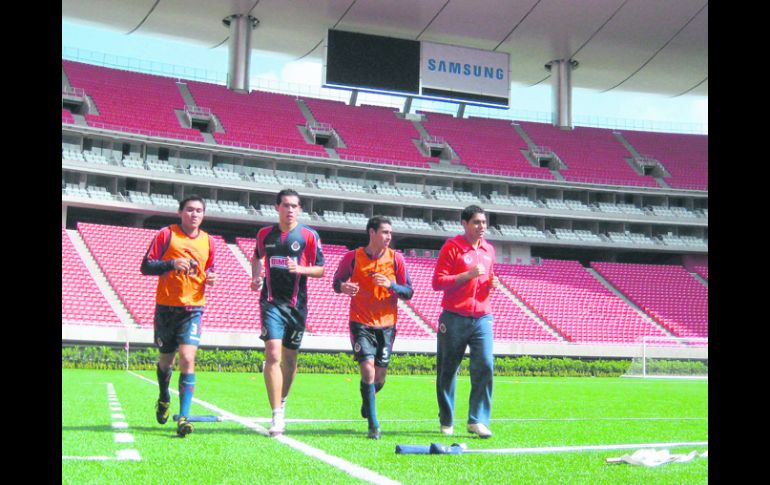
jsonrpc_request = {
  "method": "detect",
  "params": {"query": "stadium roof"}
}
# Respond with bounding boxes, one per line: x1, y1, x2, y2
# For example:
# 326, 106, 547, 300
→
61, 0, 707, 97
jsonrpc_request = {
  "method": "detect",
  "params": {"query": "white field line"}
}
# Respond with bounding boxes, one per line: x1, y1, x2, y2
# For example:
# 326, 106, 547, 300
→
461, 441, 708, 455
62, 383, 140, 462
210, 416, 707, 424
128, 371, 401, 485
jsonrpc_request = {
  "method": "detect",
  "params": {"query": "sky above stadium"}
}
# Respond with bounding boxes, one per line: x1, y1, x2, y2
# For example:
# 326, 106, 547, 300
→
62, 20, 707, 134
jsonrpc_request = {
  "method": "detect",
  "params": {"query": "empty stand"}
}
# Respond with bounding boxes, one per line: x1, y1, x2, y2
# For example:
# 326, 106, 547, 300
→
62, 226, 122, 326
77, 223, 259, 332
304, 99, 433, 168
62, 61, 204, 142
495, 259, 669, 344
517, 121, 658, 187
185, 80, 327, 156
420, 112, 554, 179
237, 237, 432, 338
591, 262, 708, 338
620, 130, 707, 190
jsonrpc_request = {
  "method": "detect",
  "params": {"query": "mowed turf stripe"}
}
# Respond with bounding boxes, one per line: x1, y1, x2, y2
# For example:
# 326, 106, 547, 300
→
128, 371, 402, 485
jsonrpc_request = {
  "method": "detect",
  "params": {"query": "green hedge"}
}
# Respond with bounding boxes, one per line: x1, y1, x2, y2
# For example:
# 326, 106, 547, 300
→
62, 345, 641, 376
62, 345, 706, 377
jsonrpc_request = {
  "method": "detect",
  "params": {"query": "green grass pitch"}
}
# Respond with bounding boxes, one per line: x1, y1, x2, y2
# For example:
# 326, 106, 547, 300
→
62, 368, 707, 484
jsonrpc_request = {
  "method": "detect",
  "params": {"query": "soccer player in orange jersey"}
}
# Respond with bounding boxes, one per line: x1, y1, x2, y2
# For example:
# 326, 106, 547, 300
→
141, 195, 218, 437
333, 216, 414, 439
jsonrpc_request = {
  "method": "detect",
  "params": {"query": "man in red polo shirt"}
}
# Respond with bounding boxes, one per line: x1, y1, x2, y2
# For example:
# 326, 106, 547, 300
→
432, 205, 498, 439
333, 215, 413, 439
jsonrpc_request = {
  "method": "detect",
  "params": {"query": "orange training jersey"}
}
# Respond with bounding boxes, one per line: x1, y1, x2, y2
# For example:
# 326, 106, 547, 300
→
142, 224, 215, 307
333, 247, 414, 328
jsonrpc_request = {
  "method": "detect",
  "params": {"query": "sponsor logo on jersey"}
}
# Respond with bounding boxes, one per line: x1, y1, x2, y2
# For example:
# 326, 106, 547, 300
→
269, 256, 290, 269
265, 243, 277, 248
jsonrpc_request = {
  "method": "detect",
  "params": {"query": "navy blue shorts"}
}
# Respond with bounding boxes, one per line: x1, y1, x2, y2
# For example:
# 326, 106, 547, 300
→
260, 303, 306, 350
153, 305, 203, 354
349, 321, 397, 367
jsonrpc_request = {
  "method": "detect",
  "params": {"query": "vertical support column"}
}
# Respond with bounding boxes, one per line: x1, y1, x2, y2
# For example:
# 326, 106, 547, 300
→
403, 96, 413, 114
349, 89, 358, 106
223, 14, 259, 93
456, 102, 466, 118
545, 59, 578, 129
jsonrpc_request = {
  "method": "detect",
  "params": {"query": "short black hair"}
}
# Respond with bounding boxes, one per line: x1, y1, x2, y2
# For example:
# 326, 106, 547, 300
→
178, 194, 206, 212
276, 188, 301, 206
461, 205, 485, 222
366, 215, 392, 233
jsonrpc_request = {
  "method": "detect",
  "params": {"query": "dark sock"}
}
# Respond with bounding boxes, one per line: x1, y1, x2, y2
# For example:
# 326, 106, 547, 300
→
157, 365, 172, 402
374, 382, 384, 393
360, 381, 379, 430
178, 373, 196, 418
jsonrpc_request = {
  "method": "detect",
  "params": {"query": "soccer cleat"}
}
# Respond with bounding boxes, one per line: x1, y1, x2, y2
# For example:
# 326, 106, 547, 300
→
176, 417, 194, 437
367, 427, 381, 440
155, 400, 170, 424
467, 423, 492, 439
440, 425, 454, 436
269, 415, 286, 437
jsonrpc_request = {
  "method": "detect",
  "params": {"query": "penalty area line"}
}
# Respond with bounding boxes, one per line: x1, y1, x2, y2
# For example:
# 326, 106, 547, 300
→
127, 371, 401, 485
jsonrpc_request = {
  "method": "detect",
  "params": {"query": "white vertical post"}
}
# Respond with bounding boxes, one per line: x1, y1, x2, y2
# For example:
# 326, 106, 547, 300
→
642, 337, 647, 378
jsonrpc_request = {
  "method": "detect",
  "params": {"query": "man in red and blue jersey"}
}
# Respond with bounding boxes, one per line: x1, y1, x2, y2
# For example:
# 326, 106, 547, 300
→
141, 195, 218, 437
432, 205, 499, 439
251, 189, 324, 436
333, 216, 413, 439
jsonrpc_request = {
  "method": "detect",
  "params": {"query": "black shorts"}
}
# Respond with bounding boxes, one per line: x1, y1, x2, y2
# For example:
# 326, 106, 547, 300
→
260, 302, 306, 350
349, 321, 397, 367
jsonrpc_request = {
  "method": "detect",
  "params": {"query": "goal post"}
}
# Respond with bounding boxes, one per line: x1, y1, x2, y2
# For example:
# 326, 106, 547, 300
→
623, 336, 708, 379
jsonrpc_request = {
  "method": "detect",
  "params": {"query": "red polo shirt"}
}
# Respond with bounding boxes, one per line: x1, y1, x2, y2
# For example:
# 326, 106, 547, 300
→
432, 235, 496, 318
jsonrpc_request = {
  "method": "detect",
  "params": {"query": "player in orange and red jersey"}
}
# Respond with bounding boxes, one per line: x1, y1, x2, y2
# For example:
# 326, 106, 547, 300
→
333, 215, 413, 439
141, 195, 218, 437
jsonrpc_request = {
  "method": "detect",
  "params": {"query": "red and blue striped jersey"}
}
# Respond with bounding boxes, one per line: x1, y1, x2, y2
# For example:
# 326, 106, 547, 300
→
255, 223, 324, 315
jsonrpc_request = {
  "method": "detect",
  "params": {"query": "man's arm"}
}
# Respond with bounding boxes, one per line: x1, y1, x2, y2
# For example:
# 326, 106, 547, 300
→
251, 254, 264, 291
140, 228, 175, 275
332, 251, 356, 293
431, 243, 483, 290
388, 253, 414, 300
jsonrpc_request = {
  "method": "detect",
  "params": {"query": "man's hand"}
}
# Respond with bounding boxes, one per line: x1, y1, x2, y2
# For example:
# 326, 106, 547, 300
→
340, 281, 359, 296
467, 264, 486, 279
372, 273, 392, 288
251, 276, 263, 291
287, 258, 302, 274
491, 275, 500, 288
174, 258, 191, 272
205, 271, 219, 286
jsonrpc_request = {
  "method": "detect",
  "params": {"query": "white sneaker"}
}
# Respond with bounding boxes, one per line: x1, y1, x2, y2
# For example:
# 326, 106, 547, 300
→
269, 414, 285, 437
440, 425, 454, 435
467, 423, 492, 438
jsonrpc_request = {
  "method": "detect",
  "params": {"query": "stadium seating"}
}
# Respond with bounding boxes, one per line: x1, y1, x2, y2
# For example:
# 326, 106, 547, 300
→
517, 121, 659, 187
62, 108, 75, 124
76, 223, 260, 332
419, 111, 554, 179
61, 226, 122, 326
620, 129, 708, 190
184, 80, 328, 157
494, 259, 669, 344
590, 262, 708, 338
303, 99, 434, 168
62, 61, 205, 142
237, 238, 433, 338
